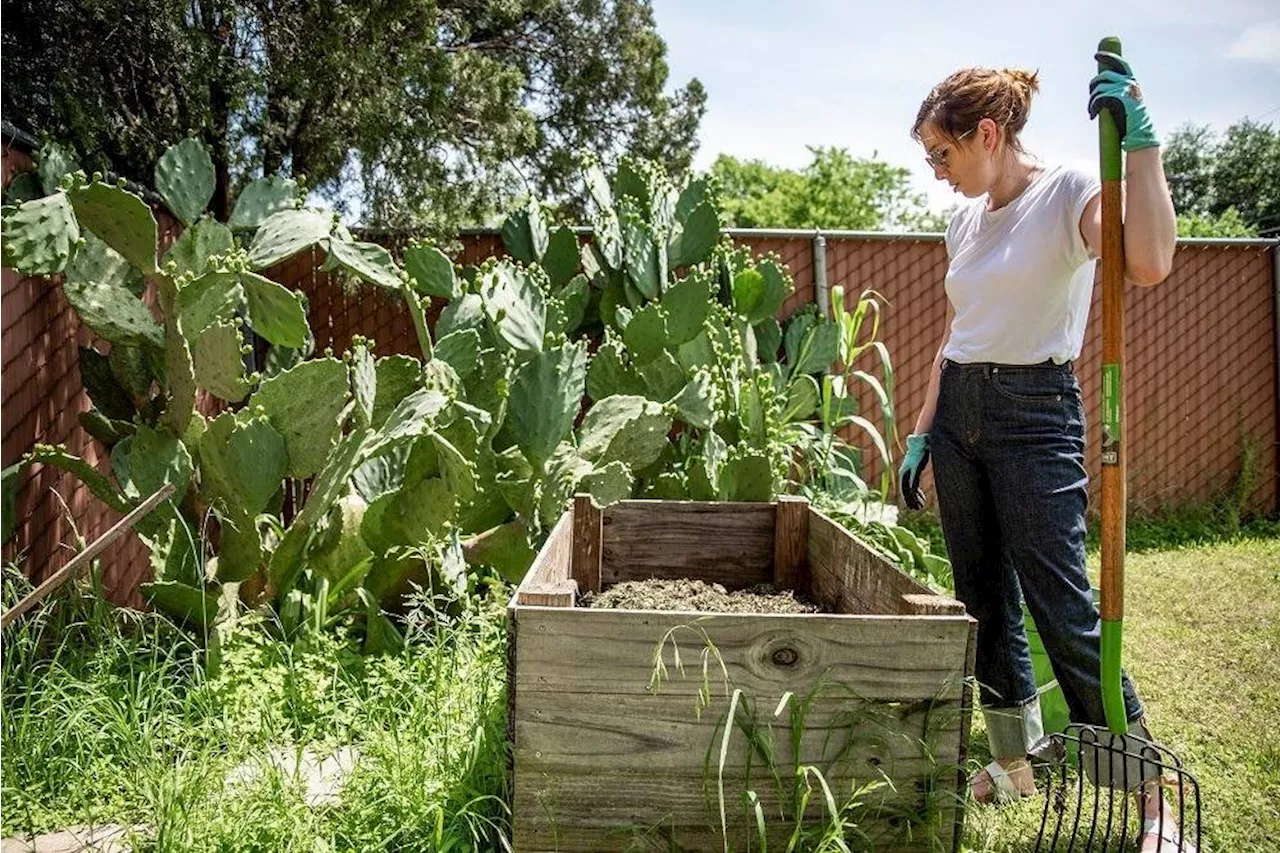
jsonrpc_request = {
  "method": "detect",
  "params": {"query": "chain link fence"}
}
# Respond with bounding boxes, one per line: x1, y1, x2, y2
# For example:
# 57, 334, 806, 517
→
4, 139, 1276, 604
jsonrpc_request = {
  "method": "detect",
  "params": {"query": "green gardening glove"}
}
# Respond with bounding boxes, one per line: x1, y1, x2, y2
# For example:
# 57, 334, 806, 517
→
899, 433, 930, 511
1088, 52, 1158, 152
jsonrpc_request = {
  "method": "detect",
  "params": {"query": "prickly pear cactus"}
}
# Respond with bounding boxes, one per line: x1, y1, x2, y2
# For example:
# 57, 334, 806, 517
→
620, 199, 661, 299
585, 336, 645, 401
669, 370, 717, 429
506, 342, 588, 468
62, 248, 164, 349
541, 227, 581, 288
162, 217, 233, 278
404, 242, 458, 298
577, 395, 672, 471
36, 141, 79, 196
637, 350, 684, 402
668, 200, 719, 268
178, 271, 242, 338
247, 208, 332, 270
228, 176, 299, 232
501, 202, 549, 264
324, 238, 401, 290
479, 262, 546, 353
621, 303, 668, 364
660, 271, 711, 345
241, 271, 310, 348
0, 193, 80, 274
248, 357, 351, 479
192, 320, 250, 402
434, 329, 482, 380
154, 138, 215, 226
546, 274, 589, 337
198, 411, 289, 516
67, 180, 159, 275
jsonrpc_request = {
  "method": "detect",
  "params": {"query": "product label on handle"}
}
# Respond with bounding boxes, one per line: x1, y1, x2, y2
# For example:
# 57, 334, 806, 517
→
1101, 363, 1121, 466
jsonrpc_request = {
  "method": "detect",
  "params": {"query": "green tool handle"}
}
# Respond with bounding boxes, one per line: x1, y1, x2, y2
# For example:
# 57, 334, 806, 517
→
1096, 35, 1128, 735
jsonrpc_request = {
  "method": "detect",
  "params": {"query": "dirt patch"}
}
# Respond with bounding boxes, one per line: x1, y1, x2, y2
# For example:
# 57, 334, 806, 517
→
582, 578, 824, 614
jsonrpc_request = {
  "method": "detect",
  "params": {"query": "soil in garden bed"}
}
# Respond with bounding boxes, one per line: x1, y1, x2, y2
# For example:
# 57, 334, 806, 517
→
581, 578, 826, 614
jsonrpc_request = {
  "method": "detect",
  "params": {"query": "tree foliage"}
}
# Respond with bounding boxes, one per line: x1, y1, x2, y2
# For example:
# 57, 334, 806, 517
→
1163, 119, 1279, 237
709, 147, 948, 232
2, 0, 705, 231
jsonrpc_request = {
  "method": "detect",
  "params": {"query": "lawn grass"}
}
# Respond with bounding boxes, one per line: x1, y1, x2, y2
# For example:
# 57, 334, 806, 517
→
3, 526, 1276, 851
960, 532, 1280, 852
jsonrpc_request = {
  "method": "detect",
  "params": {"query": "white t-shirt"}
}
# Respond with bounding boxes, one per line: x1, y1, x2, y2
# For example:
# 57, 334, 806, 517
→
941, 164, 1101, 365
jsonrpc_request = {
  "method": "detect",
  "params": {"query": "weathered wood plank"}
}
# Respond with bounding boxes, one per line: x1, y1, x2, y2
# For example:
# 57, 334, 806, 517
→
516, 512, 573, 606
902, 593, 967, 615
518, 579, 577, 607
513, 607, 972, 701
570, 493, 602, 595
601, 501, 776, 587
808, 508, 936, 614
514, 773, 957, 852
512, 694, 963, 770
772, 495, 808, 591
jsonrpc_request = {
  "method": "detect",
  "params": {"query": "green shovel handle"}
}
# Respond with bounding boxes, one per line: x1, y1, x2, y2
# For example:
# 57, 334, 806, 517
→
1097, 34, 1128, 735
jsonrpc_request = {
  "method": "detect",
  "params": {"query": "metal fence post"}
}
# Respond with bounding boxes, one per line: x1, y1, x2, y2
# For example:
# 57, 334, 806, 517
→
1273, 242, 1280, 513
813, 232, 828, 318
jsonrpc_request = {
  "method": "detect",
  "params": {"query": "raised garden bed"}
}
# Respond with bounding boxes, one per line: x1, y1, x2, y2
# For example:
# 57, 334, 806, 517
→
507, 496, 977, 852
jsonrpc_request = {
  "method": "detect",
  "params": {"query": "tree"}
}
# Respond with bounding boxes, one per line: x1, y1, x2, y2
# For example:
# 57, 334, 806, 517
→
709, 147, 948, 232
1176, 208, 1256, 238
2, 0, 705, 231
1162, 119, 1279, 236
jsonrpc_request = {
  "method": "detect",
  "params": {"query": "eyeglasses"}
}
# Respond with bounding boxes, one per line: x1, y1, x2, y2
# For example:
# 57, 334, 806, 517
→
924, 126, 976, 171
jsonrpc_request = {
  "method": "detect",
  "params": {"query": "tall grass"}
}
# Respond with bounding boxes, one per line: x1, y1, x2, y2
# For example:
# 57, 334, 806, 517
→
1, 567, 512, 851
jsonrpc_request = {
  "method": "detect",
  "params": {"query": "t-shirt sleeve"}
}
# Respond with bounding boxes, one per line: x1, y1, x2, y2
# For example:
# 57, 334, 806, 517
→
1061, 167, 1101, 265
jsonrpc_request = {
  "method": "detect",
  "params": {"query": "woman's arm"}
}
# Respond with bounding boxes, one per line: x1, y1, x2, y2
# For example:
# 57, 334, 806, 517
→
912, 302, 955, 435
1082, 52, 1177, 286
1080, 147, 1176, 286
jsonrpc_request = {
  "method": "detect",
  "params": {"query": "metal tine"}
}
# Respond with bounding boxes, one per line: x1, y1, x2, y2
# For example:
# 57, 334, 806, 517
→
1116, 731, 1132, 852
1072, 731, 1090, 852
1036, 726, 1203, 853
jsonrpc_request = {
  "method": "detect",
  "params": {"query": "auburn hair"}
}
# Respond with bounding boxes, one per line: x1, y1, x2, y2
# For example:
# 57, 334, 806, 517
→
911, 67, 1040, 151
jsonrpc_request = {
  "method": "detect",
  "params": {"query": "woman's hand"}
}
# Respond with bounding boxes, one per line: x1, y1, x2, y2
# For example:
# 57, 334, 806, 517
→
899, 433, 931, 510
1081, 53, 1176, 286
1088, 52, 1158, 152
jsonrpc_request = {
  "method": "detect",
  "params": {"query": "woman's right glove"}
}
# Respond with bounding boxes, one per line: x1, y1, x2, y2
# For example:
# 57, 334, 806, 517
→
899, 433, 931, 511
1088, 52, 1158, 152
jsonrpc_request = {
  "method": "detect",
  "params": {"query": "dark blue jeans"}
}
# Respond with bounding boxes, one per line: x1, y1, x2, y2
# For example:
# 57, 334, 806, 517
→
931, 358, 1145, 759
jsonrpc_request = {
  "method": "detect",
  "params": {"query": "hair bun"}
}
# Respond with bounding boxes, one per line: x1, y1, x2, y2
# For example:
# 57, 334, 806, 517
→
1001, 68, 1041, 94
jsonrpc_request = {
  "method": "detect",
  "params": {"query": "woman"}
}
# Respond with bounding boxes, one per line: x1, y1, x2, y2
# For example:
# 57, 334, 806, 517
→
897, 57, 1190, 852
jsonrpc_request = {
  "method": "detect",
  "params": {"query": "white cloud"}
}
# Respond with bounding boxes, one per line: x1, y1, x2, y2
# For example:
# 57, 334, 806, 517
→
1226, 21, 1280, 64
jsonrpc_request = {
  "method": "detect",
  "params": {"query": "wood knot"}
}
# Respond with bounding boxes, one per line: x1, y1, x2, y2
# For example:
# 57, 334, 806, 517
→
771, 646, 799, 667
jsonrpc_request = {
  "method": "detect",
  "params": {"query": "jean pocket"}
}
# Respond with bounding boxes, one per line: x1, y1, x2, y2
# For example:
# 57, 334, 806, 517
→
991, 370, 1068, 405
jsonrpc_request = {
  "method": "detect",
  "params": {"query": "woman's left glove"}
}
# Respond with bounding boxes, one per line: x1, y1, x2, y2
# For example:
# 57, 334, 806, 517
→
899, 433, 931, 511
1088, 52, 1158, 152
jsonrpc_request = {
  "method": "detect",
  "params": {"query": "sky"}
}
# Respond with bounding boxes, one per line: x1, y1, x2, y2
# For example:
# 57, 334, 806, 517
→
649, 0, 1280, 215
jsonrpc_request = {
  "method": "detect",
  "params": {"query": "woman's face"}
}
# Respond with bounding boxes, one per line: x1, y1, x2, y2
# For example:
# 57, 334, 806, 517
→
919, 118, 997, 198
